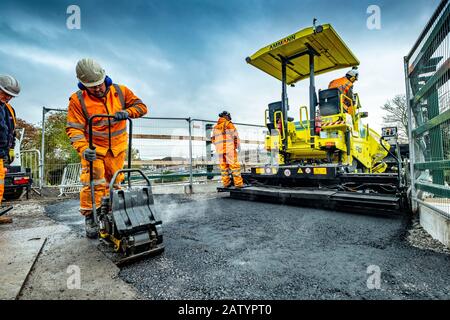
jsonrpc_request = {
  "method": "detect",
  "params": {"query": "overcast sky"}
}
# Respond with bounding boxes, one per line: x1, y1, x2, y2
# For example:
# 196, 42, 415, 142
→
0, 0, 441, 132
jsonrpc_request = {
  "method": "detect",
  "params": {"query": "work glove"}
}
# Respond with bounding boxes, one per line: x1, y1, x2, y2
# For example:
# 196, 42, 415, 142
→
8, 149, 14, 164
82, 148, 97, 161
114, 111, 129, 121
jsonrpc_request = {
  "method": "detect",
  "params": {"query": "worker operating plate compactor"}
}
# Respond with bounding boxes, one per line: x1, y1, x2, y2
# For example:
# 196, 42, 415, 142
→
219, 22, 409, 215
88, 114, 164, 266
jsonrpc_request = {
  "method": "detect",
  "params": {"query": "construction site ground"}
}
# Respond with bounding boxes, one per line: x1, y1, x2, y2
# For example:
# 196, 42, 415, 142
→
1, 190, 449, 300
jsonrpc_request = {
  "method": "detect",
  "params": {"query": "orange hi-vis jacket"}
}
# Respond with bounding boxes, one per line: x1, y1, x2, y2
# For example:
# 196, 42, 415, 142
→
328, 77, 353, 96
66, 84, 147, 157
211, 117, 240, 156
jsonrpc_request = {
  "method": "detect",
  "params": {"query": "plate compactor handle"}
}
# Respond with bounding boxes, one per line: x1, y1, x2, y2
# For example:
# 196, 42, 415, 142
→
87, 114, 133, 220
109, 168, 152, 201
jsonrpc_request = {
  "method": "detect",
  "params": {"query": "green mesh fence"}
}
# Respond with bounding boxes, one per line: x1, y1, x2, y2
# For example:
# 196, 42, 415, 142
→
406, 0, 450, 216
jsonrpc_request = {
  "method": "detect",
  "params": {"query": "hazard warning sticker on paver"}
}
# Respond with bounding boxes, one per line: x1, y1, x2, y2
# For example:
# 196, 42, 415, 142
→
313, 168, 327, 175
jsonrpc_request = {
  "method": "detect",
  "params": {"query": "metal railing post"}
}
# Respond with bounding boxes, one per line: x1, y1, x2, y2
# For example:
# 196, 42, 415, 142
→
188, 117, 194, 193
40, 107, 48, 189
205, 123, 214, 180
404, 57, 417, 213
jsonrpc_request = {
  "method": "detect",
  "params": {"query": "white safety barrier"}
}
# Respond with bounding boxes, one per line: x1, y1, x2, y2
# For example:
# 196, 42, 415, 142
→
59, 163, 82, 196
20, 149, 41, 189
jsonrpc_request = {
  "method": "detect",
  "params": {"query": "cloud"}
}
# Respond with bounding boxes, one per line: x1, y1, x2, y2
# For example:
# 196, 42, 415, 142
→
0, 0, 441, 135
0, 43, 76, 72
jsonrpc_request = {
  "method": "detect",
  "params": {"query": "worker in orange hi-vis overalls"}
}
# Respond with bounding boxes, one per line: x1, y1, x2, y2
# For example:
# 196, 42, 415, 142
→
66, 58, 148, 238
328, 68, 359, 97
328, 68, 359, 111
212, 111, 244, 188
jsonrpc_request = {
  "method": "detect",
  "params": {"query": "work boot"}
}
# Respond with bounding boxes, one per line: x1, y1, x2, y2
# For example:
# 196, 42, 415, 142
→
85, 214, 98, 239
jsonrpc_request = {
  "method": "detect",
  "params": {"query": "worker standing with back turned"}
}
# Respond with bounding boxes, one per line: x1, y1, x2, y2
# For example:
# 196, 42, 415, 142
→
212, 111, 244, 188
66, 58, 148, 238
328, 68, 359, 104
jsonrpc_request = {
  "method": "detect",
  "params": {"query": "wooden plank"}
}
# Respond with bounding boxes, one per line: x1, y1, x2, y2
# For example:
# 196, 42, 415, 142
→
132, 134, 204, 141
132, 160, 264, 166
132, 134, 264, 145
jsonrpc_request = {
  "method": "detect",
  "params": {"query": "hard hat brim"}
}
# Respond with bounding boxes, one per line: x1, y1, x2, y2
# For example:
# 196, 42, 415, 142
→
78, 77, 106, 88
0, 86, 19, 97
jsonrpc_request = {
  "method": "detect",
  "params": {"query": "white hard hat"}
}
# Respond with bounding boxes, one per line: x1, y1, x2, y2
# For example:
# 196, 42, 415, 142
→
346, 68, 359, 80
76, 58, 106, 87
0, 75, 20, 97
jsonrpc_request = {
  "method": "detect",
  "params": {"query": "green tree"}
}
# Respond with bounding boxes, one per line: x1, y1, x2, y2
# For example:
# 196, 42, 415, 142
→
42, 112, 79, 164
37, 112, 79, 185
15, 118, 40, 150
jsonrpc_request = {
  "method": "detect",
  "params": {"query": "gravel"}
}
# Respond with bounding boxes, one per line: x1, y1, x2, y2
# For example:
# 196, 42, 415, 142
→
407, 217, 450, 255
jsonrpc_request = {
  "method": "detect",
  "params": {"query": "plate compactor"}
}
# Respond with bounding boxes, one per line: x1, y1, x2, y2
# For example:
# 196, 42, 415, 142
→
88, 114, 164, 266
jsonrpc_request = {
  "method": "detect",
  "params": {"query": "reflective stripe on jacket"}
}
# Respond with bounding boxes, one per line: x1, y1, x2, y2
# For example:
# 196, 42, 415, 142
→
0, 105, 9, 157
5, 103, 16, 149
66, 83, 147, 157
211, 117, 240, 155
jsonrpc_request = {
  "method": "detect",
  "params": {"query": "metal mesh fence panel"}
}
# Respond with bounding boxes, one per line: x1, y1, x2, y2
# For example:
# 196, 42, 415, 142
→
406, 0, 450, 217
20, 149, 41, 189
39, 109, 268, 192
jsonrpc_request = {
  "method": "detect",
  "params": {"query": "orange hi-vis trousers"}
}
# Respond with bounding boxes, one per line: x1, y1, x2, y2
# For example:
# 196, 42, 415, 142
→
219, 152, 243, 188
79, 150, 125, 215
0, 159, 4, 205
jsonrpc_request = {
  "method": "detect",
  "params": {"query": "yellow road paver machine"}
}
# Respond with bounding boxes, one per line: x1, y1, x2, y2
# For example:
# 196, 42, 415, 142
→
221, 22, 409, 214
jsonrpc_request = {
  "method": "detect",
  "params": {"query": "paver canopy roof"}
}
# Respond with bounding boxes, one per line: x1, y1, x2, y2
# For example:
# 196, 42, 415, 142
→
246, 24, 360, 85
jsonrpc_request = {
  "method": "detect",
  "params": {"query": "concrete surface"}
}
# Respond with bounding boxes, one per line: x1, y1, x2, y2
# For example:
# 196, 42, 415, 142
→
45, 194, 450, 300
420, 202, 450, 248
0, 199, 139, 300
19, 233, 138, 300
0, 203, 56, 300
0, 230, 45, 300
